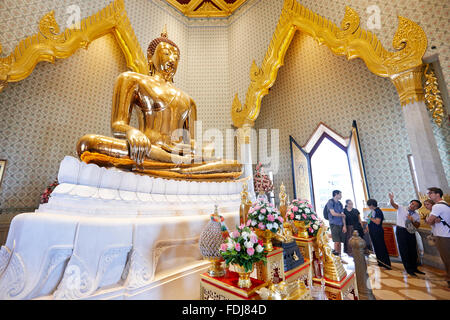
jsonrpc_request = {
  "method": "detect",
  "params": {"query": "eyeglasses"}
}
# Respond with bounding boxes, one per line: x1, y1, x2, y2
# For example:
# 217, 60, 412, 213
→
427, 192, 435, 195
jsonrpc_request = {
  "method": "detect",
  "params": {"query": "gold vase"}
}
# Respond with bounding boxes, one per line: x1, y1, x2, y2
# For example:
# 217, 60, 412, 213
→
233, 264, 254, 289
206, 257, 225, 277
293, 220, 310, 238
255, 229, 275, 252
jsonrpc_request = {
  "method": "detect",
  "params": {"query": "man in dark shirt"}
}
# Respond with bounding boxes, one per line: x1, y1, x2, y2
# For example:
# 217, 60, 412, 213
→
326, 190, 347, 262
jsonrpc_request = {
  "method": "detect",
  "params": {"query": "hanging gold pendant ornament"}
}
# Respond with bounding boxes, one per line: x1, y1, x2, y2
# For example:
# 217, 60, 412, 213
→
423, 64, 445, 127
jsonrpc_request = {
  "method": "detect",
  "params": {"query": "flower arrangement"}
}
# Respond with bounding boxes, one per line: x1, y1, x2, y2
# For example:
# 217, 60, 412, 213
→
220, 225, 267, 272
247, 199, 284, 233
40, 179, 58, 204
253, 162, 273, 193
286, 199, 324, 237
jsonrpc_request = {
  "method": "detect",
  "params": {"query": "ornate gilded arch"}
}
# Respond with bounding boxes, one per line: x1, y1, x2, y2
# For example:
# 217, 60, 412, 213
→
231, 0, 427, 128
0, 0, 148, 92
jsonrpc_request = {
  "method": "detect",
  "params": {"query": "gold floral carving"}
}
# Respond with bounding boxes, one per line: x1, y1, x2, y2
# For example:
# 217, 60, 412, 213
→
165, 0, 247, 18
0, 0, 148, 92
231, 0, 428, 128
423, 64, 445, 127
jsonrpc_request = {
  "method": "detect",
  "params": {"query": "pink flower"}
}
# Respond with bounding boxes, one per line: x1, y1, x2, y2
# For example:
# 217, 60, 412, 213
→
246, 219, 252, 226
258, 223, 266, 230
235, 243, 241, 252
309, 227, 313, 233
258, 239, 263, 246
277, 216, 284, 223
220, 243, 227, 252
307, 204, 313, 208
290, 213, 294, 220
247, 247, 255, 256
299, 200, 305, 203
293, 206, 298, 212
231, 230, 240, 238
267, 214, 275, 222
239, 224, 245, 229
248, 207, 255, 214
250, 234, 258, 244
261, 208, 266, 214
311, 214, 317, 220
302, 214, 307, 219
255, 205, 261, 210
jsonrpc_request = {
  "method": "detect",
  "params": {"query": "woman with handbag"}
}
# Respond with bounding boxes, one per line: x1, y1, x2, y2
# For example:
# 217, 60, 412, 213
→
343, 199, 371, 256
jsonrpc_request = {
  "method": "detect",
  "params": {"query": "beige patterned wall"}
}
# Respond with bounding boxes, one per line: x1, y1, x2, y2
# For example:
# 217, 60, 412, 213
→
255, 31, 415, 204
0, 34, 128, 211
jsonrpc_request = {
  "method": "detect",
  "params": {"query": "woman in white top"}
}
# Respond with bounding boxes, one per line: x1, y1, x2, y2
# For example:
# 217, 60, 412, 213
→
426, 187, 450, 288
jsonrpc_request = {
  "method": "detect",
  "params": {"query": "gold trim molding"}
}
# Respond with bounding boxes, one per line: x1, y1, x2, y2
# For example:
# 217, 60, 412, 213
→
165, 0, 247, 18
0, 0, 148, 92
231, 0, 428, 127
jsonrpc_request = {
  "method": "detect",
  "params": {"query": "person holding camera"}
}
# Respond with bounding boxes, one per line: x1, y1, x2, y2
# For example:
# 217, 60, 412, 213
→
389, 192, 424, 277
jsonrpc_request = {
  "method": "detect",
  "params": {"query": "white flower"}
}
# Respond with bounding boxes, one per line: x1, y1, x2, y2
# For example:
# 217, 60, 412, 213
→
244, 241, 253, 249
295, 215, 301, 220
266, 223, 273, 230
241, 231, 249, 239
273, 222, 278, 229
258, 214, 264, 221
251, 220, 257, 226
313, 224, 318, 230
305, 208, 310, 213
256, 245, 264, 253
227, 240, 234, 250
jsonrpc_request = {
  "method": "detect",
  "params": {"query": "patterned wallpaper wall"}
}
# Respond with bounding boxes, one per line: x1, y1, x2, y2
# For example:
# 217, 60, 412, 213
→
254, 31, 415, 204
229, 0, 449, 205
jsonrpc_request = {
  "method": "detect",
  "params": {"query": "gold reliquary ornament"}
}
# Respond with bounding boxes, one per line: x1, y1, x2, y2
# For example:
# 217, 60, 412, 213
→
423, 64, 445, 127
0, 0, 148, 92
231, 0, 428, 128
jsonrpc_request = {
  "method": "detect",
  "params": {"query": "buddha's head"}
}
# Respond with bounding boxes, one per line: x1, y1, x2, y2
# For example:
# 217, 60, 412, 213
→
147, 27, 180, 81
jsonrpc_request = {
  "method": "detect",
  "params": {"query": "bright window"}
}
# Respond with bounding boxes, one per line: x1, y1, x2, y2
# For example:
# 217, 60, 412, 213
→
310, 137, 355, 221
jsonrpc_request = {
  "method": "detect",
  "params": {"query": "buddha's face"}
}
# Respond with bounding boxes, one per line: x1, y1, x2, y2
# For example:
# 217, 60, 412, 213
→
151, 42, 180, 81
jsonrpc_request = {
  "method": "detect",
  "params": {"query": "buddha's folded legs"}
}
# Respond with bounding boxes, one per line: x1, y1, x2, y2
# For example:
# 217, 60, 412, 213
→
76, 134, 232, 171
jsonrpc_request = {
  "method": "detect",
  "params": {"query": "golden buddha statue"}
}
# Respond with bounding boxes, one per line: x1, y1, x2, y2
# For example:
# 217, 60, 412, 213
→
77, 27, 241, 180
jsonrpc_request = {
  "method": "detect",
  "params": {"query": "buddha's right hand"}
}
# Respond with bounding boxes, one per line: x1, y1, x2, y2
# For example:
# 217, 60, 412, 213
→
126, 128, 151, 165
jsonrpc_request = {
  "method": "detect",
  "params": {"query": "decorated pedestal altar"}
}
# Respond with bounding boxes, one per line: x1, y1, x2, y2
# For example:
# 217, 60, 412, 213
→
312, 270, 359, 300
200, 269, 266, 300
0, 156, 244, 300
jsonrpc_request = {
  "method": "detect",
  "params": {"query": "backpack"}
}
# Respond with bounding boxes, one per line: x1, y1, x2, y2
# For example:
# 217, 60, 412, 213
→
323, 205, 329, 220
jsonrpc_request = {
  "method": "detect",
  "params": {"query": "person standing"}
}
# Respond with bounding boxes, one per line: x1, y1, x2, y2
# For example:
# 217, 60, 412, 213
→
343, 199, 370, 256
388, 192, 424, 276
366, 199, 391, 270
326, 190, 347, 263
426, 187, 450, 288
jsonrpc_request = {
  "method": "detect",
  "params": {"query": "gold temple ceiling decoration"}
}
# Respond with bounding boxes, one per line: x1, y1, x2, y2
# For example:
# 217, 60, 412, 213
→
0, 0, 148, 92
231, 0, 428, 128
165, 0, 248, 18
